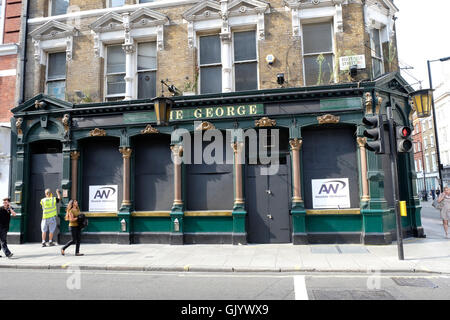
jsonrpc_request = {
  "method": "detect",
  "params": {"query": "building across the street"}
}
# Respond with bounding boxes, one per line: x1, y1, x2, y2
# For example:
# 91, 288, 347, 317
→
434, 78, 450, 188
8, 0, 424, 245
0, 0, 23, 201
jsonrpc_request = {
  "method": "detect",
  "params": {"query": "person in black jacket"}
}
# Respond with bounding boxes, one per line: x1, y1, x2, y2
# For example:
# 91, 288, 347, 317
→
0, 197, 16, 258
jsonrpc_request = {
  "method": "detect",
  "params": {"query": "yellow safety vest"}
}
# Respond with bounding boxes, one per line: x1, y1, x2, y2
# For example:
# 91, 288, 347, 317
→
41, 197, 57, 219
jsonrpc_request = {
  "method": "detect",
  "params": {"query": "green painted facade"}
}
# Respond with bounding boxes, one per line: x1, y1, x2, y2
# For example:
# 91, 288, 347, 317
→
8, 73, 424, 245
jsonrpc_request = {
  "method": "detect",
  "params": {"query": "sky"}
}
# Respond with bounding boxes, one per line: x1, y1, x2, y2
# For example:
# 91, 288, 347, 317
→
395, 0, 450, 90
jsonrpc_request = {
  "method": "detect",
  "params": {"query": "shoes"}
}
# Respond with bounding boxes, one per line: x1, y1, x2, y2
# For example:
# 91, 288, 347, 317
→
48, 242, 56, 247
61, 249, 65, 256
42, 242, 47, 247
6, 253, 13, 259
75, 253, 84, 256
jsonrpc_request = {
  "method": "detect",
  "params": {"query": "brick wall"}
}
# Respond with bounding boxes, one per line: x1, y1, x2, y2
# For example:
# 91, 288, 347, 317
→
0, 0, 22, 122
23, 1, 400, 103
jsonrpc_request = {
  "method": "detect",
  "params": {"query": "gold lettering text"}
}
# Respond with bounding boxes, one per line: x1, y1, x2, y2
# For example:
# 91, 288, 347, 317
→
237, 106, 245, 115
206, 108, 213, 118
176, 110, 183, 120
215, 107, 224, 117
249, 105, 257, 115
194, 109, 202, 118
227, 106, 235, 116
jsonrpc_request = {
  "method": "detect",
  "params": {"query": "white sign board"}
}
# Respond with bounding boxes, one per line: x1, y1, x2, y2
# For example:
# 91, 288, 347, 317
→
339, 55, 366, 70
89, 185, 118, 212
312, 178, 351, 209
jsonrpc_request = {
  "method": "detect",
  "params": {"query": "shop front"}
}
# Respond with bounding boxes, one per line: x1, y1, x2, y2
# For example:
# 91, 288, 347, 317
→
8, 73, 424, 245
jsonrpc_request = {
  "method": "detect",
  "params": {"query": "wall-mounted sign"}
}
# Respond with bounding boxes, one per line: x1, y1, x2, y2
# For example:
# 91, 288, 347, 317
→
339, 55, 366, 70
89, 185, 118, 212
123, 104, 264, 124
312, 178, 351, 209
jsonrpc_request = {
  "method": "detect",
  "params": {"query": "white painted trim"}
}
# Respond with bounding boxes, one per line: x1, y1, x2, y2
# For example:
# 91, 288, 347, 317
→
0, 43, 18, 56
0, 69, 16, 77
28, 0, 199, 26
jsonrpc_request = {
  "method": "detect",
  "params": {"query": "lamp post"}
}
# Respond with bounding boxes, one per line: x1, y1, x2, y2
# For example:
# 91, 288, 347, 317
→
427, 56, 450, 191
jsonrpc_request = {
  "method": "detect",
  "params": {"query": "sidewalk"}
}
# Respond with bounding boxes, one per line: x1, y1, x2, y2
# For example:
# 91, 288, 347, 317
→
1, 203, 449, 274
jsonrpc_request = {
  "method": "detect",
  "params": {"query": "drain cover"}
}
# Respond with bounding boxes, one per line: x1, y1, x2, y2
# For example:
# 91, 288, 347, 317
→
312, 289, 395, 300
391, 278, 438, 288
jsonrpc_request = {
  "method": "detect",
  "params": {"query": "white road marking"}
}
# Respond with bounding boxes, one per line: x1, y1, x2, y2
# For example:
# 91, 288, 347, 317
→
294, 275, 309, 300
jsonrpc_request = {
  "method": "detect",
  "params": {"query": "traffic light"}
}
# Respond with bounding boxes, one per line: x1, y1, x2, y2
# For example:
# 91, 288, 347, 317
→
362, 114, 385, 154
396, 125, 413, 153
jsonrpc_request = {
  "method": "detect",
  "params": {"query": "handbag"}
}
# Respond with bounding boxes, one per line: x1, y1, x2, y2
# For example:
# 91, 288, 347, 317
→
432, 198, 444, 210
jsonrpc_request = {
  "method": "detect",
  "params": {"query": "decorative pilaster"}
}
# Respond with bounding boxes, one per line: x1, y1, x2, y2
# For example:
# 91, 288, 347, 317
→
231, 142, 244, 207
122, 43, 135, 101
289, 138, 303, 203
357, 137, 370, 202
119, 147, 132, 206
171, 145, 184, 207
220, 0, 232, 93
70, 151, 80, 200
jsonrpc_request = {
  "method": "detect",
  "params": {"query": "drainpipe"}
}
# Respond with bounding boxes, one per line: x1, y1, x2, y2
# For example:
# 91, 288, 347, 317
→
17, 0, 29, 105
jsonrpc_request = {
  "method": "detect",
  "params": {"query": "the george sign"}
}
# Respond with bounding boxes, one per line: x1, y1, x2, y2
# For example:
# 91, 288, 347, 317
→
89, 185, 118, 212
123, 104, 264, 124
339, 55, 366, 70
312, 178, 351, 209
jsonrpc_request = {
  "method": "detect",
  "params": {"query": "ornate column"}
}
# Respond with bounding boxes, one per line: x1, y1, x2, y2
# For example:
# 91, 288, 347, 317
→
70, 151, 80, 200
357, 137, 370, 202
220, 0, 232, 93
119, 147, 132, 206
171, 145, 184, 207
231, 141, 246, 245
232, 142, 244, 206
290, 137, 307, 245
289, 138, 303, 203
122, 13, 134, 101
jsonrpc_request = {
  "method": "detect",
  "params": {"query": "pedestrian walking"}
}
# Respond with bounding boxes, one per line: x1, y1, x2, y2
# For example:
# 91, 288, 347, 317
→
40, 188, 61, 247
437, 187, 450, 238
61, 199, 83, 256
0, 197, 16, 258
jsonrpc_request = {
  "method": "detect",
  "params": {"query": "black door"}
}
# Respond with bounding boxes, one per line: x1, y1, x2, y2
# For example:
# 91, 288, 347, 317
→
28, 142, 62, 242
246, 159, 291, 244
302, 126, 359, 209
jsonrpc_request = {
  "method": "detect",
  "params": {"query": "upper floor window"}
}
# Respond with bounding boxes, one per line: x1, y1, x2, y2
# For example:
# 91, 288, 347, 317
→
137, 42, 157, 99
46, 52, 66, 100
108, 0, 125, 8
302, 22, 334, 86
234, 30, 257, 92
50, 0, 69, 16
370, 28, 384, 78
199, 34, 222, 94
105, 44, 126, 101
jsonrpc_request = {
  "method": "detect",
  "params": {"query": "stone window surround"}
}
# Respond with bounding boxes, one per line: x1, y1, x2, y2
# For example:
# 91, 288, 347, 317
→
30, 20, 78, 65
183, 0, 269, 93
90, 9, 168, 101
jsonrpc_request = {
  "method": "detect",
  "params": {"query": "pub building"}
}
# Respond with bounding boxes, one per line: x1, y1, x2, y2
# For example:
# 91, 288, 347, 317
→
7, 0, 423, 245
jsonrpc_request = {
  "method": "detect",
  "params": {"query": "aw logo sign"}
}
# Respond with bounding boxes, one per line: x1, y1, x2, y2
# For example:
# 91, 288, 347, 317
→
89, 185, 118, 212
312, 178, 351, 209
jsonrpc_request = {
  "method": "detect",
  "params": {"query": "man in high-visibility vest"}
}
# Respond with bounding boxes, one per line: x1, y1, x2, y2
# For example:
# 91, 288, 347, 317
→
40, 188, 61, 247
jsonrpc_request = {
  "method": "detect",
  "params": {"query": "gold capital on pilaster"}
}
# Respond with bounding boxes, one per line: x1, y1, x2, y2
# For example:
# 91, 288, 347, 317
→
70, 151, 80, 160
119, 147, 132, 159
356, 137, 367, 148
289, 138, 303, 151
170, 145, 183, 157
231, 142, 244, 154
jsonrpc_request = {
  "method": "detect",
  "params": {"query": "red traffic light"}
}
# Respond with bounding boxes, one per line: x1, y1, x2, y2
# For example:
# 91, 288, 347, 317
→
401, 127, 411, 138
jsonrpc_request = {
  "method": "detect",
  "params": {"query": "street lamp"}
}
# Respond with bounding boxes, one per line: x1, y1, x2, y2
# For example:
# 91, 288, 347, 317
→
152, 80, 175, 126
427, 56, 450, 191
410, 56, 450, 192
